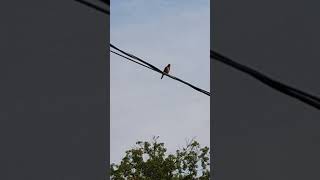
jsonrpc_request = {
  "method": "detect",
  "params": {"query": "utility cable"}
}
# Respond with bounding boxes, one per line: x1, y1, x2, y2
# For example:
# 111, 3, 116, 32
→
111, 45, 211, 96
74, 0, 109, 15
211, 50, 320, 110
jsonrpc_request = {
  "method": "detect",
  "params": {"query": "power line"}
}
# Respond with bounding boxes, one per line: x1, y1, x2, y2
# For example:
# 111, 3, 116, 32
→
111, 44, 211, 96
211, 50, 320, 110
74, 0, 109, 15
97, 0, 110, 6
110, 44, 163, 73
110, 50, 154, 71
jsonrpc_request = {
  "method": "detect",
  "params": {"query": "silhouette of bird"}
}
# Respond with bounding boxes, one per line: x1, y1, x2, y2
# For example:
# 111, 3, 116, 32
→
161, 64, 171, 79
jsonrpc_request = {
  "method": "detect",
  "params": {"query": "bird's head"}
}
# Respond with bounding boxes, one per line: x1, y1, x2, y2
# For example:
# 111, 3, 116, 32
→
168, 64, 171, 67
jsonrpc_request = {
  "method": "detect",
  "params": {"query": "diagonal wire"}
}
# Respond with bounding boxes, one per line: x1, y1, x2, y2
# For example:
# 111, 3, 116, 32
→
111, 45, 211, 96
74, 0, 109, 15
110, 44, 163, 73
97, 0, 110, 6
110, 50, 154, 71
211, 50, 320, 110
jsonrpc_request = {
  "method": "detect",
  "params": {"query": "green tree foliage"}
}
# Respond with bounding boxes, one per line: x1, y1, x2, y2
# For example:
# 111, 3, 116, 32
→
110, 136, 210, 179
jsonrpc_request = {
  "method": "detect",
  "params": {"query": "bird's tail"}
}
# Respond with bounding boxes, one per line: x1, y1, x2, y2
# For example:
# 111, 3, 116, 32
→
161, 73, 164, 79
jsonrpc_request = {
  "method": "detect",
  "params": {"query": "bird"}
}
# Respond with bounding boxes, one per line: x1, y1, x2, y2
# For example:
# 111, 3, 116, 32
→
161, 64, 171, 79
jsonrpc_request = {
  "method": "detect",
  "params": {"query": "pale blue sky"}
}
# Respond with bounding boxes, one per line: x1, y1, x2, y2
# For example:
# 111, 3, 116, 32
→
110, 0, 210, 164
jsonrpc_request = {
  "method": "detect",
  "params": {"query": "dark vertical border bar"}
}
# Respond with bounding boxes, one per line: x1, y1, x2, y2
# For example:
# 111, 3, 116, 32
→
1, 1, 109, 179
105, 2, 110, 179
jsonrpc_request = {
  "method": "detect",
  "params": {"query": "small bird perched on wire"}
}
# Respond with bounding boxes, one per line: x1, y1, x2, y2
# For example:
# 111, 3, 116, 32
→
161, 64, 171, 79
